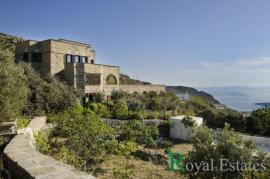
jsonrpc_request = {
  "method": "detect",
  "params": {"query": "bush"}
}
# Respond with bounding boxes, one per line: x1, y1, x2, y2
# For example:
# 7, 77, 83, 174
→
127, 98, 143, 111
113, 167, 134, 179
85, 102, 99, 113
35, 131, 51, 154
97, 103, 111, 118
51, 108, 116, 168
119, 121, 159, 146
112, 101, 129, 119
57, 146, 86, 170
50, 105, 84, 137
184, 124, 256, 178
246, 108, 270, 136
92, 92, 105, 103
16, 117, 30, 129
117, 141, 138, 156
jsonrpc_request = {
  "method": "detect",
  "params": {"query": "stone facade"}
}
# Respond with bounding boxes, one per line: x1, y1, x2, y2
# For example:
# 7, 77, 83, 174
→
15, 39, 165, 97
64, 63, 120, 96
15, 39, 95, 78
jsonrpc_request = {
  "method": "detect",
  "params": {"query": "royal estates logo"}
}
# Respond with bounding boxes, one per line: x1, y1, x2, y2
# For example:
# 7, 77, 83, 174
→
165, 147, 267, 174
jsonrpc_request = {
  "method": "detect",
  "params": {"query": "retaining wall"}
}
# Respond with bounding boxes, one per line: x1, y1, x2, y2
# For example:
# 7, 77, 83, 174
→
3, 116, 95, 179
119, 84, 166, 94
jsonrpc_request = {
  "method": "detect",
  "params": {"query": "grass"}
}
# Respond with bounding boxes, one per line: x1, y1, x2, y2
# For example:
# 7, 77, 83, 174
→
97, 155, 185, 179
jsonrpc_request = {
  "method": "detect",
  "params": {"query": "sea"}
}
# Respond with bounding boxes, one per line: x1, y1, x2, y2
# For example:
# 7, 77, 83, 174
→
199, 87, 270, 112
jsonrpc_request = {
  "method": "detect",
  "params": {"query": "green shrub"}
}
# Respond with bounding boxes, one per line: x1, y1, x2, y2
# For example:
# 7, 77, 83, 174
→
184, 124, 256, 178
119, 121, 159, 146
97, 103, 111, 118
113, 167, 134, 179
246, 108, 270, 136
85, 102, 99, 112
51, 106, 84, 137
112, 101, 128, 119
16, 117, 30, 129
35, 131, 51, 154
52, 110, 116, 166
92, 92, 105, 103
127, 111, 142, 120
0, 137, 4, 146
144, 111, 159, 119
117, 141, 138, 156
57, 146, 86, 170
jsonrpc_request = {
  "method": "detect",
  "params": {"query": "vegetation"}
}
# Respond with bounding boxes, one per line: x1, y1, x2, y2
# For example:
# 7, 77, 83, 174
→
0, 33, 80, 122
16, 117, 30, 129
35, 131, 51, 154
48, 106, 160, 174
166, 85, 221, 104
120, 74, 150, 85
183, 124, 266, 178
0, 47, 28, 122
20, 63, 80, 117
246, 108, 270, 136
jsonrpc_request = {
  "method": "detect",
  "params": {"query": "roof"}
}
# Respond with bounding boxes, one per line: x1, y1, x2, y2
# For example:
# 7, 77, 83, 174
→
18, 39, 92, 48
57, 39, 91, 47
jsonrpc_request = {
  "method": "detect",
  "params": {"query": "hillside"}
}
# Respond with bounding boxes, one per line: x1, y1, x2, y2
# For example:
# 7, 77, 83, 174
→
120, 74, 151, 85
166, 86, 220, 104
0, 33, 23, 52
119, 73, 220, 104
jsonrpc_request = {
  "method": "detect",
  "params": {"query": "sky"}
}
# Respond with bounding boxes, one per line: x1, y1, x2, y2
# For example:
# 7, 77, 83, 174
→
1, 0, 270, 87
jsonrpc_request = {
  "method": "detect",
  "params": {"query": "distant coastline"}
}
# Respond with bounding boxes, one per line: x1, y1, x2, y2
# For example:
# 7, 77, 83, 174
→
200, 87, 270, 112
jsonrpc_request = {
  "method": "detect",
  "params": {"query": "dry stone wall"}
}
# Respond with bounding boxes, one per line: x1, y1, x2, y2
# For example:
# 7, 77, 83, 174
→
119, 84, 166, 94
3, 116, 95, 179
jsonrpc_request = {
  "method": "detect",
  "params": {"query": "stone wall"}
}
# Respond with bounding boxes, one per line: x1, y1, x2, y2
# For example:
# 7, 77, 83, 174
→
119, 84, 166, 94
15, 40, 51, 75
50, 40, 95, 77
83, 64, 120, 95
3, 116, 95, 179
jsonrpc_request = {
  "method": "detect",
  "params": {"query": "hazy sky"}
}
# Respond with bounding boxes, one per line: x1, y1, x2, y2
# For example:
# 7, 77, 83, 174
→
1, 0, 270, 87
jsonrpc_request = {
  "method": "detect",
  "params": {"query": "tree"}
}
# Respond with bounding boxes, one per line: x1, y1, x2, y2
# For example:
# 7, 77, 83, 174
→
51, 107, 115, 172
246, 108, 270, 136
0, 50, 28, 122
184, 124, 256, 178
20, 63, 80, 116
127, 97, 143, 112
182, 116, 196, 140
159, 92, 179, 119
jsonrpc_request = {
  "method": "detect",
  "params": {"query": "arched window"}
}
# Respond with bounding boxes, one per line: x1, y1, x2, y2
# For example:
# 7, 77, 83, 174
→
106, 74, 117, 85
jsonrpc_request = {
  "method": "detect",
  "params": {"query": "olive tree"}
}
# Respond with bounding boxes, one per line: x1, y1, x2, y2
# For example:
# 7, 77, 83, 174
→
0, 50, 28, 122
184, 124, 256, 178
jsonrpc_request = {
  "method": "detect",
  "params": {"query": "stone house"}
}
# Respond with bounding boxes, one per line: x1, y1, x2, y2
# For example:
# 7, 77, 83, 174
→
15, 39, 165, 100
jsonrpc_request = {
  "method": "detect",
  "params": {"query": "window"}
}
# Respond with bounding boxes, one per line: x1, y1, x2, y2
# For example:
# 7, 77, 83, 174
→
73, 55, 80, 63
85, 73, 101, 85
66, 54, 72, 63
31, 53, 42, 63
81, 56, 88, 63
23, 52, 28, 62
106, 74, 117, 85
90, 59, 94, 64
